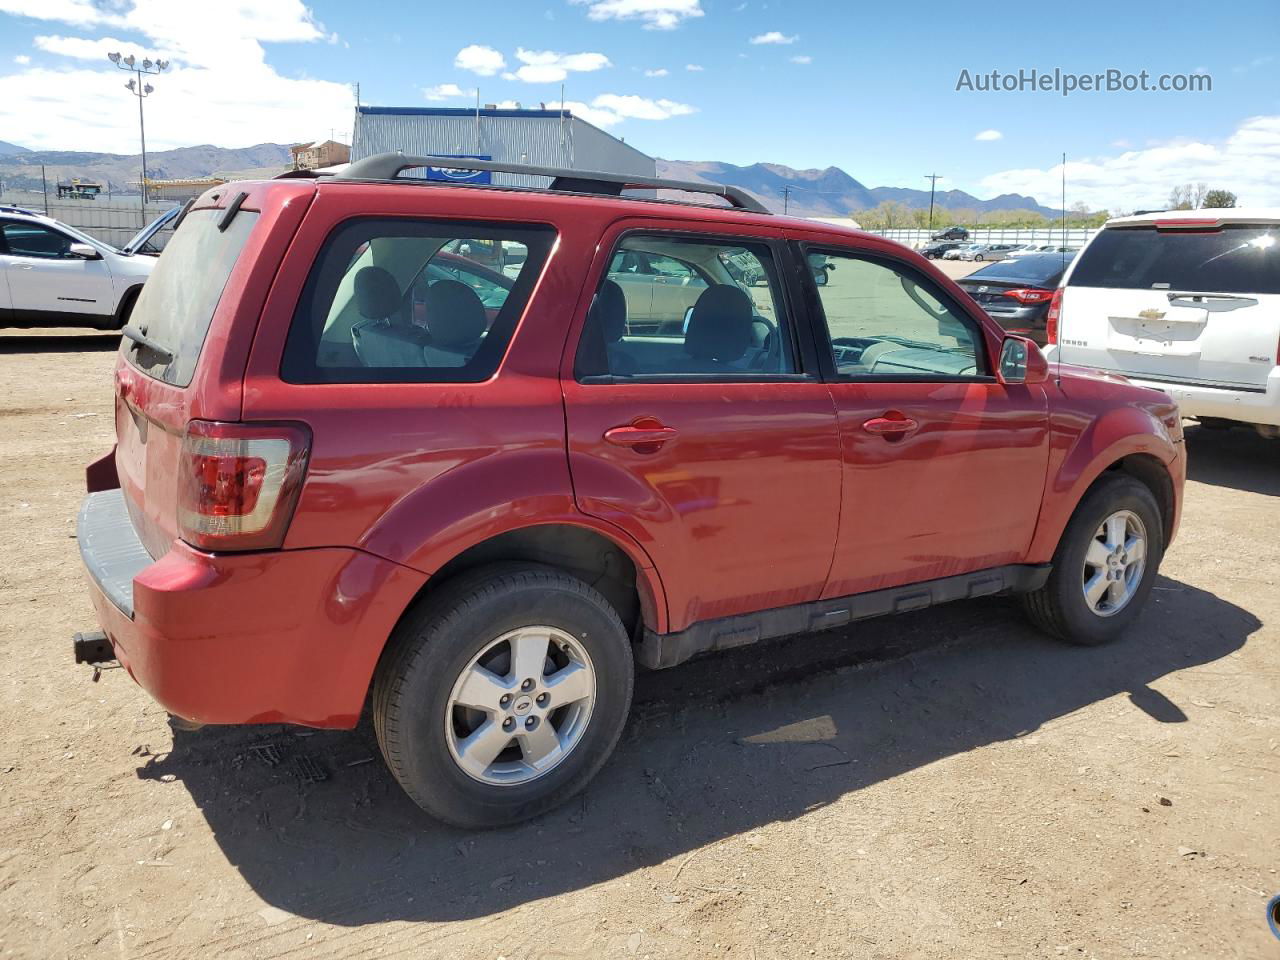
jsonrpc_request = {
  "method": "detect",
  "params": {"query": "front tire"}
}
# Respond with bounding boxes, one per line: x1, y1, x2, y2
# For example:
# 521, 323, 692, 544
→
373, 564, 635, 828
1021, 474, 1164, 646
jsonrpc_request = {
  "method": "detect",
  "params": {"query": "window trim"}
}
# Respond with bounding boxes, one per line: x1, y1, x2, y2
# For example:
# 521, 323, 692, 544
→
279, 215, 556, 386
795, 241, 996, 384
574, 227, 819, 385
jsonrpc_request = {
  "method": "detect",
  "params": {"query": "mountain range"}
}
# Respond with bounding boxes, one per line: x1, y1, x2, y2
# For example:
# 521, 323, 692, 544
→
0, 142, 292, 194
656, 159, 1062, 219
0, 139, 1058, 218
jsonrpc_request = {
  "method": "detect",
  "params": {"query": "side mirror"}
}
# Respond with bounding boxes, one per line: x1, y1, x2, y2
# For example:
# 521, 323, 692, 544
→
813, 267, 828, 286
998, 335, 1049, 385
68, 242, 100, 260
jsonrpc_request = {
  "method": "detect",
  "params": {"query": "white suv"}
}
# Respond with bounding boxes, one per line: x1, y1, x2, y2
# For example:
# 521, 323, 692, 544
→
0, 208, 164, 330
1047, 209, 1280, 439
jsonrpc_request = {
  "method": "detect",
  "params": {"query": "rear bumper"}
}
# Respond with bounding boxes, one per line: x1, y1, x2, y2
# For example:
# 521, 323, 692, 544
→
1125, 370, 1280, 428
77, 490, 427, 728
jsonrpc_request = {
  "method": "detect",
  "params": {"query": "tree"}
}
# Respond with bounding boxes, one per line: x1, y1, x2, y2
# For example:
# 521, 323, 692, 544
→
1167, 182, 1209, 210
1203, 189, 1237, 208
850, 200, 912, 230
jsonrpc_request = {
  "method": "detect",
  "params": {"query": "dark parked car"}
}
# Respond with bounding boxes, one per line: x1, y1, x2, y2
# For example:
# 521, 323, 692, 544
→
956, 253, 1073, 345
931, 226, 969, 241
921, 240, 965, 259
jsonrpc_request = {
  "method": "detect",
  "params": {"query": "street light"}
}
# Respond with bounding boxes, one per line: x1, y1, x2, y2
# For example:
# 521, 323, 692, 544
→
108, 51, 168, 226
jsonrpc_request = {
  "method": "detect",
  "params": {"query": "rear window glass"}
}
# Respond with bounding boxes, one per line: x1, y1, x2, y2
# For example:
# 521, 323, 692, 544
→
123, 208, 259, 387
1070, 225, 1280, 295
282, 219, 554, 384
966, 255, 1067, 285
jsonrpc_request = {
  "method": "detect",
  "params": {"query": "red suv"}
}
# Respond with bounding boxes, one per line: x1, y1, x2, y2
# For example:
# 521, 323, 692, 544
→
75, 155, 1185, 827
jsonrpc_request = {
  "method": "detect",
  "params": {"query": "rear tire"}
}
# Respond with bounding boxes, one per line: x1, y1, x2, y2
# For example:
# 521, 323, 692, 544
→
373, 563, 634, 828
1021, 474, 1164, 646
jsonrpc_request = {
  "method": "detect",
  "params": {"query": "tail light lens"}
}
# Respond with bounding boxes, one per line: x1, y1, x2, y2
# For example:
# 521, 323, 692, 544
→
178, 420, 311, 551
1046, 288, 1063, 344
1001, 287, 1055, 304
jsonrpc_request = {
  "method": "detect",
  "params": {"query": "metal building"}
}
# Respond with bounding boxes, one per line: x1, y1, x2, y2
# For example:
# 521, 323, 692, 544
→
350, 106, 655, 186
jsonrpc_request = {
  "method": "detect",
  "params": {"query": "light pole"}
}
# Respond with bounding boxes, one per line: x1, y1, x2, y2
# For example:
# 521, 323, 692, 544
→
108, 52, 168, 226
924, 173, 941, 232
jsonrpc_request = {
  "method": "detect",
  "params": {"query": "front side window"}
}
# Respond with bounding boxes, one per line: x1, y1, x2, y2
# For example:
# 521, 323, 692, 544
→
808, 251, 984, 379
577, 234, 797, 379
282, 220, 554, 383
1, 221, 75, 259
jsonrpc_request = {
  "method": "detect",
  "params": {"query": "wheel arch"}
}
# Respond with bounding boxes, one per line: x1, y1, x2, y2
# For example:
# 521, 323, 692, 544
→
1028, 410, 1179, 563
113, 283, 144, 327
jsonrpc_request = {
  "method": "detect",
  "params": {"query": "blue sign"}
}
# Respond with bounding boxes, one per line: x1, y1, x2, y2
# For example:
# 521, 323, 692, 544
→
425, 155, 492, 184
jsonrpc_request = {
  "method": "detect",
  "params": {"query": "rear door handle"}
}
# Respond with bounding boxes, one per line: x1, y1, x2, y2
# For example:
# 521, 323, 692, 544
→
862, 415, 919, 439
604, 420, 678, 450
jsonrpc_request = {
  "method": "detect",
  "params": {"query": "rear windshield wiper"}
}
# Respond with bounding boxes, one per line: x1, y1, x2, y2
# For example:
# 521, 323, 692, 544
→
121, 325, 175, 364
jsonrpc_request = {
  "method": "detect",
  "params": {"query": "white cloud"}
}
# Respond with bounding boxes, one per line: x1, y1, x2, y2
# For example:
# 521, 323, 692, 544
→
454, 44, 506, 76
565, 93, 697, 127
685, 63, 704, 71
12, 54, 30, 64
506, 47, 610, 84
790, 55, 812, 65
644, 67, 668, 77
749, 31, 796, 44
979, 114, 1280, 210
0, 0, 352, 153
975, 129, 1003, 141
423, 83, 466, 101
570, 0, 703, 30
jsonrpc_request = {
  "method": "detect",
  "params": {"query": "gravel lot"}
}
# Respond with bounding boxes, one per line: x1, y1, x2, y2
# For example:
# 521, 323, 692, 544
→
1, 325, 1277, 959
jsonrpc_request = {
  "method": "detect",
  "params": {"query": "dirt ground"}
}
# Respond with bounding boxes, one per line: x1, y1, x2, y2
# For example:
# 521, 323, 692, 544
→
1, 325, 1277, 960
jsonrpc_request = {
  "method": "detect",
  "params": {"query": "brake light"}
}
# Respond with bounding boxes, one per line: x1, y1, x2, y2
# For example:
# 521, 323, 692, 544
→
1046, 288, 1063, 344
1001, 287, 1055, 305
178, 420, 311, 551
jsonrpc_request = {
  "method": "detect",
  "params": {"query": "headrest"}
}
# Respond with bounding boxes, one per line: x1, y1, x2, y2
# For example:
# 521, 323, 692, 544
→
353, 266, 402, 320
590, 279, 627, 343
423, 278, 487, 347
685, 285, 754, 362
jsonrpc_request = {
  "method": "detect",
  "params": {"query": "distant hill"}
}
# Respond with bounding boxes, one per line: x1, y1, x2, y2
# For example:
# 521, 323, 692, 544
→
0, 140, 31, 156
656, 158, 1061, 219
0, 142, 292, 194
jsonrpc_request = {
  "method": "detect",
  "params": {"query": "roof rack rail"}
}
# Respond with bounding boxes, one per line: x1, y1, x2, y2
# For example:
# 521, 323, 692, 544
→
333, 152, 770, 214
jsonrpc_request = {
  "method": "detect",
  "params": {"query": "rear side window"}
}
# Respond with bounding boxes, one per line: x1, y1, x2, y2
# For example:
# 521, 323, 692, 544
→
1070, 225, 1280, 295
282, 219, 554, 384
123, 208, 259, 387
575, 234, 798, 380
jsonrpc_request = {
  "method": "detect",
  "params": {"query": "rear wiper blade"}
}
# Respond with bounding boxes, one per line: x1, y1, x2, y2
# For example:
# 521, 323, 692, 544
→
121, 325, 174, 364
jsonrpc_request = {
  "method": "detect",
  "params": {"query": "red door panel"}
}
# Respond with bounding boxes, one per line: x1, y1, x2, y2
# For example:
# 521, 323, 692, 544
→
823, 370, 1050, 598
563, 380, 842, 631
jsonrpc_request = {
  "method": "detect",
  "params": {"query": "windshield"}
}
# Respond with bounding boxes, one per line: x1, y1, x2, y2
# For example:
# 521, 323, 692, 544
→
123, 208, 259, 386
121, 205, 180, 255
1070, 224, 1280, 294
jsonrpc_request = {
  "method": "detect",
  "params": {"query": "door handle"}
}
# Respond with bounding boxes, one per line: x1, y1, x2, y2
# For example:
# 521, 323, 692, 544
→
604, 420, 678, 450
862, 414, 919, 439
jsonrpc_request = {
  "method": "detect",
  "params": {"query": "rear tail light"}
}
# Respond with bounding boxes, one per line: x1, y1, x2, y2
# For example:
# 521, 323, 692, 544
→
1046, 288, 1063, 344
178, 420, 311, 551
1001, 287, 1055, 305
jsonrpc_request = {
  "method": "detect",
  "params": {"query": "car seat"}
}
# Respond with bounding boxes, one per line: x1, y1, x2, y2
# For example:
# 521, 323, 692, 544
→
592, 279, 637, 375
419, 279, 487, 367
680, 285, 754, 372
349, 266, 429, 367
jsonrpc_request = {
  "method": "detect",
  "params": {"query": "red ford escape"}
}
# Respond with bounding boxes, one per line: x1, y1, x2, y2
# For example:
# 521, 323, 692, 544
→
74, 155, 1185, 828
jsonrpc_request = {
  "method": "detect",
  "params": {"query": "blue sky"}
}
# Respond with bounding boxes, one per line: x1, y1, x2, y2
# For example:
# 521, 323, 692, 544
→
1, 0, 1278, 209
